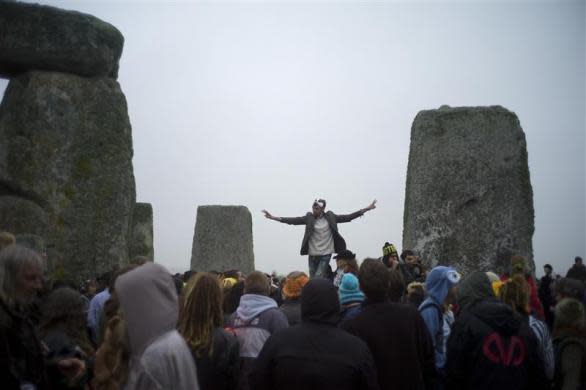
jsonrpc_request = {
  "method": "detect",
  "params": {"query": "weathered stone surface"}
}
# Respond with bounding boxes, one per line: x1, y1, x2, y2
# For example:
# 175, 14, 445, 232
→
191, 206, 255, 273
0, 1, 123, 79
0, 71, 135, 281
130, 202, 154, 261
402, 106, 534, 275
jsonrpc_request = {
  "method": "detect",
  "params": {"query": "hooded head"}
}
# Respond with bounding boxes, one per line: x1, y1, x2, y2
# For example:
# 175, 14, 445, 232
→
424, 266, 460, 305
301, 278, 340, 325
338, 273, 365, 305
115, 262, 178, 356
554, 298, 586, 338
458, 271, 495, 311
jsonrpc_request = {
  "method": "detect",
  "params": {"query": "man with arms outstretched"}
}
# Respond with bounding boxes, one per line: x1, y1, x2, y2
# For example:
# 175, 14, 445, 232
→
262, 199, 376, 278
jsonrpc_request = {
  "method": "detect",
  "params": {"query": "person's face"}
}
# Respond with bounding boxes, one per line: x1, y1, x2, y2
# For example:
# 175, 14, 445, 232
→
405, 255, 418, 265
544, 267, 552, 276
336, 259, 348, 269
14, 264, 43, 305
312, 205, 323, 217
87, 280, 98, 295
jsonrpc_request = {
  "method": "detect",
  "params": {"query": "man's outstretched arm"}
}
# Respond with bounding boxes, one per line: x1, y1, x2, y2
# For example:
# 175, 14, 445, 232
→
336, 199, 377, 223
262, 210, 307, 225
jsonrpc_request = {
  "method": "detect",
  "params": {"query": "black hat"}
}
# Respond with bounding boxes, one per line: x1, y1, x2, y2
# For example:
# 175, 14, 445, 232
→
334, 249, 356, 260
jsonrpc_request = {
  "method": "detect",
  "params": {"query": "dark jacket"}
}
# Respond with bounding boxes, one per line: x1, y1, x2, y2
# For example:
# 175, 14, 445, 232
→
249, 279, 379, 390
445, 299, 547, 390
553, 332, 586, 390
0, 300, 47, 389
280, 210, 364, 255
279, 299, 302, 326
339, 303, 362, 327
341, 300, 436, 390
566, 264, 586, 283
42, 328, 93, 390
190, 327, 240, 390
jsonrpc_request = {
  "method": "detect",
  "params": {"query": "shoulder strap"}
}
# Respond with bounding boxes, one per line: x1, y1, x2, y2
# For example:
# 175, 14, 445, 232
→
420, 301, 444, 345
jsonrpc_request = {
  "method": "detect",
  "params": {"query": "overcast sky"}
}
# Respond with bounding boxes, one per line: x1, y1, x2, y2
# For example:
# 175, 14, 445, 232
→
2, 0, 584, 277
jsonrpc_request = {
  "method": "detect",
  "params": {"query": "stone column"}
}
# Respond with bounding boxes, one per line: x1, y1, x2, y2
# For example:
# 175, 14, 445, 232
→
191, 206, 255, 273
403, 106, 534, 275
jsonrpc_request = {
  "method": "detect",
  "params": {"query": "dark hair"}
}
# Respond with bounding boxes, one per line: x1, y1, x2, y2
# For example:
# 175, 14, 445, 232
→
40, 287, 94, 356
358, 258, 390, 302
544, 264, 553, 270
223, 281, 244, 315
223, 269, 239, 280
388, 269, 405, 302
244, 271, 270, 295
400, 250, 415, 262
576, 257, 583, 264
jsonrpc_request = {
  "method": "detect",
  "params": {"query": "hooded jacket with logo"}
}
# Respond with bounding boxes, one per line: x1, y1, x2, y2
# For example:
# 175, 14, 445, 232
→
445, 298, 547, 390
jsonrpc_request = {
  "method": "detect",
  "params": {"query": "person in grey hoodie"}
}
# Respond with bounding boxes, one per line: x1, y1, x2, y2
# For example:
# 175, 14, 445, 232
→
116, 262, 199, 390
227, 271, 289, 390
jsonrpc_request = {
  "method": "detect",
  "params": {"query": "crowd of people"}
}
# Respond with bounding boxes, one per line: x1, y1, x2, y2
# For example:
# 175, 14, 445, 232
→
1, 225, 585, 390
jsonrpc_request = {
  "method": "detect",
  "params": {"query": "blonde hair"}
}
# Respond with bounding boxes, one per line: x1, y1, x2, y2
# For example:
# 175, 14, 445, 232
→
92, 293, 130, 390
499, 275, 530, 314
179, 273, 223, 357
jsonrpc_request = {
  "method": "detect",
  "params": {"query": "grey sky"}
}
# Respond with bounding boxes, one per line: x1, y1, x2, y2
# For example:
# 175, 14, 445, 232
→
2, 0, 584, 277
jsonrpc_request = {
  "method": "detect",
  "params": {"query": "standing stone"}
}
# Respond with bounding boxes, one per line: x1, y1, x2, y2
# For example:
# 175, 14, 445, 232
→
191, 206, 255, 273
403, 106, 534, 275
0, 71, 135, 281
130, 202, 154, 261
0, 1, 123, 79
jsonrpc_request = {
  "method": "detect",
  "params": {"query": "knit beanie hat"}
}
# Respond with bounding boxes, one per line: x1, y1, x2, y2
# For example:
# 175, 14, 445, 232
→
282, 273, 309, 299
382, 242, 398, 258
222, 277, 238, 289
338, 273, 365, 305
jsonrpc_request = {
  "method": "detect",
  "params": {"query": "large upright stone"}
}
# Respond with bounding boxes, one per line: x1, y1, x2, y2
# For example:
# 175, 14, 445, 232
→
191, 206, 254, 273
0, 71, 135, 280
130, 202, 154, 261
0, 1, 123, 79
403, 106, 534, 275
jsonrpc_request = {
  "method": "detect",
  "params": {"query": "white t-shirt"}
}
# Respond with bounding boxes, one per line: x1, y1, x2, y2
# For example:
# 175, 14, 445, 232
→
308, 216, 335, 256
